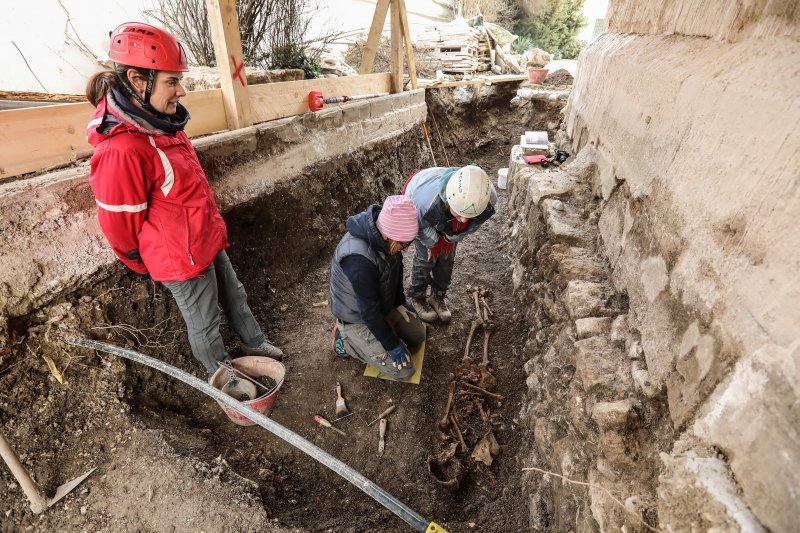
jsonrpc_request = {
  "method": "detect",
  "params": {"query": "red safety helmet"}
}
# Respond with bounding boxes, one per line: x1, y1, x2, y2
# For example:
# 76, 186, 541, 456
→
109, 22, 188, 72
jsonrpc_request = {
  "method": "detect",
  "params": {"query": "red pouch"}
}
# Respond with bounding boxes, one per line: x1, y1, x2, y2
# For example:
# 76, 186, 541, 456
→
523, 155, 548, 164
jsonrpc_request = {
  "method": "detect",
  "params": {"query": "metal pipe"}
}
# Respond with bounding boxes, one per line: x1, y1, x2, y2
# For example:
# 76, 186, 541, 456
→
64, 336, 444, 533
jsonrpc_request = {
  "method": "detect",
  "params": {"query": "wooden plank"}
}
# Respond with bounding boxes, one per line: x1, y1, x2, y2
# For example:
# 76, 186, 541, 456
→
390, 0, 403, 93
0, 91, 83, 103
0, 88, 226, 180
247, 73, 392, 123
205, 0, 252, 130
417, 74, 528, 89
360, 0, 391, 74
395, 0, 418, 89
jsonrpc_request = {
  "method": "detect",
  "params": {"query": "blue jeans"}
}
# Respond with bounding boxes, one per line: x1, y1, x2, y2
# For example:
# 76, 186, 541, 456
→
163, 250, 266, 374
407, 239, 456, 298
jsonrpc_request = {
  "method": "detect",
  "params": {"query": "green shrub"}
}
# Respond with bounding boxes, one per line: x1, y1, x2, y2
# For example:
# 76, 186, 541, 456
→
264, 45, 321, 79
511, 35, 536, 54
515, 0, 587, 58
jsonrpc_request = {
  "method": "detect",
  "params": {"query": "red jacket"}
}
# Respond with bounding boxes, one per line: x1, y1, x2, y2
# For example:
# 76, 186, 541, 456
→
86, 97, 228, 282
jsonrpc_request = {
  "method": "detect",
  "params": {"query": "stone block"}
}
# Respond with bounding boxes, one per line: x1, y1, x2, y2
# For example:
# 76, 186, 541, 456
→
528, 169, 580, 205
591, 398, 637, 431
693, 342, 800, 533
563, 280, 613, 320
340, 100, 371, 123
563, 141, 597, 184
640, 255, 669, 302
574, 335, 631, 393
544, 244, 607, 286
306, 106, 343, 129
369, 94, 395, 119
541, 199, 593, 247
658, 451, 764, 532
609, 314, 629, 346
575, 317, 613, 339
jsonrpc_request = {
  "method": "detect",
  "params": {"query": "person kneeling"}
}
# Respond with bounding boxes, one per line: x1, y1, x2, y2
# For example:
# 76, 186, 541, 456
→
329, 196, 424, 380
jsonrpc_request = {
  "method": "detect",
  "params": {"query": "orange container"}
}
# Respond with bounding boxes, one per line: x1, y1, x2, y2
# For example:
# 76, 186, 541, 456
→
209, 356, 285, 426
527, 68, 549, 84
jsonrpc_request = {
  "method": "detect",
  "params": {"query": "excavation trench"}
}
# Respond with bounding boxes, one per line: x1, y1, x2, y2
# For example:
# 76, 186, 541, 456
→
0, 85, 567, 532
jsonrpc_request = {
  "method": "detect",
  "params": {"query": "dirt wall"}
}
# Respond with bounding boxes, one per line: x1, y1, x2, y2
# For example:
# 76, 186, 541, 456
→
556, 0, 799, 531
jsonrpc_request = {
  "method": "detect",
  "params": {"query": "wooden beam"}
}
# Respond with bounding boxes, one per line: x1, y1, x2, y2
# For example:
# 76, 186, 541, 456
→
0, 91, 83, 103
394, 0, 418, 89
360, 0, 391, 74
206, 0, 252, 130
390, 0, 404, 93
248, 73, 392, 123
0, 89, 227, 180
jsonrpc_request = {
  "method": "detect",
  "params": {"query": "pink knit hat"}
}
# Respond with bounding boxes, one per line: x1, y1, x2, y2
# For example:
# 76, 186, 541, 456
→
376, 195, 419, 242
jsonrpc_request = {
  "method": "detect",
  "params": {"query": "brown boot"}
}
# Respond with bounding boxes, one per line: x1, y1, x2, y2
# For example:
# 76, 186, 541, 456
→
428, 291, 451, 323
411, 297, 438, 323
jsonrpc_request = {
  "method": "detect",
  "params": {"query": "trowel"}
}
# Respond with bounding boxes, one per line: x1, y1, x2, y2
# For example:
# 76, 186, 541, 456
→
0, 429, 95, 514
218, 360, 258, 401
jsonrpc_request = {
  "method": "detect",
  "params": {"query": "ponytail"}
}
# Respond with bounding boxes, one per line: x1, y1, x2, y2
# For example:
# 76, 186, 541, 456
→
85, 70, 118, 106
85, 64, 150, 106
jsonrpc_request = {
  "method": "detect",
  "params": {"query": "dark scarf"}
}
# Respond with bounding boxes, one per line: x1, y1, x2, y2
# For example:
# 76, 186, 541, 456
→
109, 86, 190, 134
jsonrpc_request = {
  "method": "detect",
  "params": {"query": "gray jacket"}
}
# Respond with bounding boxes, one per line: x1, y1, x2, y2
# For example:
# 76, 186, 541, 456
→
404, 167, 497, 248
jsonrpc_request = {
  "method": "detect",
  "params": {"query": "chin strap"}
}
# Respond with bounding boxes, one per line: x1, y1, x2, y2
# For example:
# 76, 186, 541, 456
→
117, 68, 157, 113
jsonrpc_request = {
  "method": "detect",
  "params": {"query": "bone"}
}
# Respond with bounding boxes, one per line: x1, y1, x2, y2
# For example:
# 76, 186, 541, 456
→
480, 295, 493, 316
462, 382, 505, 401
477, 400, 489, 425
471, 289, 481, 319
463, 318, 483, 360
450, 414, 468, 453
438, 381, 457, 431
482, 322, 496, 367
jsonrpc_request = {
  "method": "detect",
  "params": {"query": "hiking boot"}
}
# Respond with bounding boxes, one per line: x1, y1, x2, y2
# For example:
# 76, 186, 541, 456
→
331, 324, 349, 358
411, 296, 438, 323
428, 292, 452, 323
241, 339, 284, 360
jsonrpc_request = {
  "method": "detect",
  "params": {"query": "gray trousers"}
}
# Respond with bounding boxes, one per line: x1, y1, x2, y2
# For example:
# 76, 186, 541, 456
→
338, 307, 426, 381
407, 239, 457, 298
163, 250, 266, 375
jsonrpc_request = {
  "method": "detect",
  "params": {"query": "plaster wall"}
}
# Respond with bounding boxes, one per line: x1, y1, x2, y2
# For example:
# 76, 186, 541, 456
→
565, 0, 799, 530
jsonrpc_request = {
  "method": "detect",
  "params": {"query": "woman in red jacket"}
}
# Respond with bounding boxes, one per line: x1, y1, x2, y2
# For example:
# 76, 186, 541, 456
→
85, 22, 283, 377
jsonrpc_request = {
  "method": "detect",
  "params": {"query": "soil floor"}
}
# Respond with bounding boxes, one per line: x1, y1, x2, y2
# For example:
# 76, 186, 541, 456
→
0, 144, 534, 531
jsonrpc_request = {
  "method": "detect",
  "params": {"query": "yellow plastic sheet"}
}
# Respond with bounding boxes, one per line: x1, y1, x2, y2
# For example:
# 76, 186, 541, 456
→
363, 337, 426, 385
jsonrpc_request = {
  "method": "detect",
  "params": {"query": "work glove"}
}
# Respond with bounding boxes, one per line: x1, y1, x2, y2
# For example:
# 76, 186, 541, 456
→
387, 342, 411, 370
397, 302, 417, 322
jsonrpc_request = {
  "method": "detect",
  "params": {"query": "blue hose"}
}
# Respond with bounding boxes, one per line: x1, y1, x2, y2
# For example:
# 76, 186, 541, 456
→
64, 336, 446, 532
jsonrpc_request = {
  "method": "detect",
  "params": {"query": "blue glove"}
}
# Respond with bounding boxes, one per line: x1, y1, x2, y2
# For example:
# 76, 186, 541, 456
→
387, 342, 410, 370
401, 301, 414, 312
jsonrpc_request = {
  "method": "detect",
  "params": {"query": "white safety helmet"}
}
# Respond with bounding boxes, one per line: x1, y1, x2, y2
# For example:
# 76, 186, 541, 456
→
445, 165, 491, 218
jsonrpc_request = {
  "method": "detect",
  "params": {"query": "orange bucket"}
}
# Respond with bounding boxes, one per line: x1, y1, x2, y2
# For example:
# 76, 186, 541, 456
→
527, 68, 548, 84
209, 356, 285, 426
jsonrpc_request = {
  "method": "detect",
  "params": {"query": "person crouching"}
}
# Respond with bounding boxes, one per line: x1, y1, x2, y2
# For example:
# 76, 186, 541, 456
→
329, 196, 424, 381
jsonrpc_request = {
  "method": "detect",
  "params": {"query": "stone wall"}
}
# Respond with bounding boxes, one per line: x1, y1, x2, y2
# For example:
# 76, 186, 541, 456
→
520, 0, 800, 531
0, 90, 427, 344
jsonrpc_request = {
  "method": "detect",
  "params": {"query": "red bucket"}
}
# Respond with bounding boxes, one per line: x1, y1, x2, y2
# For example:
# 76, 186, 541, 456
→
209, 356, 285, 426
527, 68, 549, 84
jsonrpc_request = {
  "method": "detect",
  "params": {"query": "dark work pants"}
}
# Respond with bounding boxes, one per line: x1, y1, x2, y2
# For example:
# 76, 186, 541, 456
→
407, 238, 457, 298
163, 250, 266, 375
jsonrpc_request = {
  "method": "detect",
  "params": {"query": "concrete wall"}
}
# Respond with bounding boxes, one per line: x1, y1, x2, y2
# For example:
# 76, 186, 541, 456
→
0, 90, 426, 343
564, 0, 799, 531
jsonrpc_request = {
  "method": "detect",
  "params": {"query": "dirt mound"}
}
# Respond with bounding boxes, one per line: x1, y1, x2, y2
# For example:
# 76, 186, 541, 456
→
544, 69, 574, 86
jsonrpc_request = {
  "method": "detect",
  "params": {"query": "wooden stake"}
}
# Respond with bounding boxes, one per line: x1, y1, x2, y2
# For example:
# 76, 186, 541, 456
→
394, 0, 418, 89
389, 0, 403, 93
360, 0, 390, 74
206, 0, 252, 130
